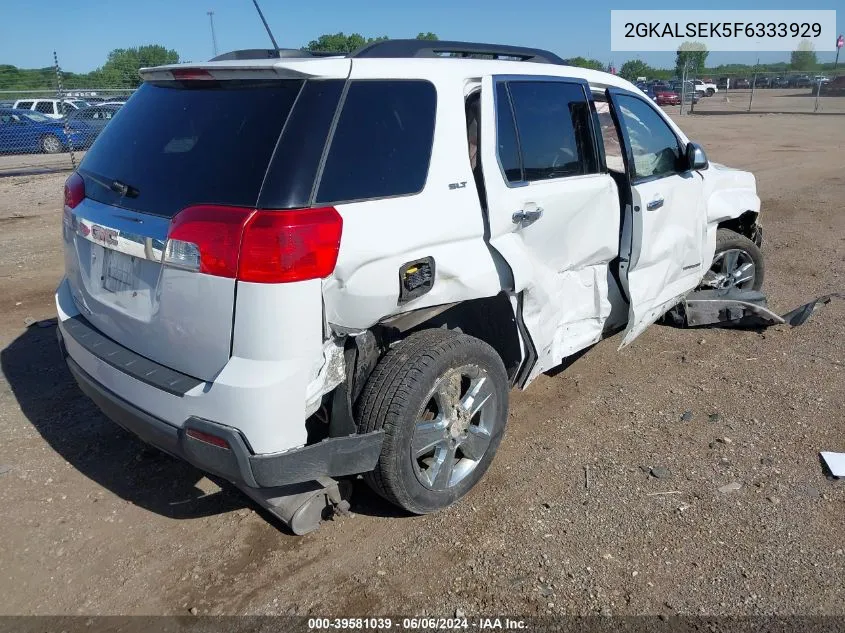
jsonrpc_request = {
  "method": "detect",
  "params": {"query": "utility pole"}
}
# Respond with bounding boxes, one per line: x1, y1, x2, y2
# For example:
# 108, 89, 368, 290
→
207, 10, 218, 57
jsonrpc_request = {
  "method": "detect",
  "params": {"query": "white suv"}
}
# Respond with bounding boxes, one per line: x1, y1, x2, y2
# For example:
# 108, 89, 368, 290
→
56, 40, 763, 533
692, 79, 718, 96
13, 98, 88, 119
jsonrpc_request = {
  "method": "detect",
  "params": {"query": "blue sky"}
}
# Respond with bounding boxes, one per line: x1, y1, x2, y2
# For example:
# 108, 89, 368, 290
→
1, 0, 841, 73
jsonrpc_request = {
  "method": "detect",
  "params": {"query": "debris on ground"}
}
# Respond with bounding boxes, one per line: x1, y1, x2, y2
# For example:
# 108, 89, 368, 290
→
650, 466, 672, 479
718, 482, 742, 494
820, 452, 845, 478
680, 411, 694, 422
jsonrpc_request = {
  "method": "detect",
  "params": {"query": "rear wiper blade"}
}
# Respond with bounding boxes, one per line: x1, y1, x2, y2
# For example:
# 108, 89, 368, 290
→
80, 170, 140, 198
109, 179, 139, 198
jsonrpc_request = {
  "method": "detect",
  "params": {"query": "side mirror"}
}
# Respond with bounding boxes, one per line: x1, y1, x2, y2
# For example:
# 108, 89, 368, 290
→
686, 142, 708, 171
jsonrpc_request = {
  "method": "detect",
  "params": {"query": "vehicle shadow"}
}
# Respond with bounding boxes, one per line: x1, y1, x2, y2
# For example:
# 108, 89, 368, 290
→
0, 319, 246, 520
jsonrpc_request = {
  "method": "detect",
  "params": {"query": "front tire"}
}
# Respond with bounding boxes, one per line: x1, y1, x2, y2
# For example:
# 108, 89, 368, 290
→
701, 228, 765, 291
356, 329, 509, 515
706, 88, 715, 96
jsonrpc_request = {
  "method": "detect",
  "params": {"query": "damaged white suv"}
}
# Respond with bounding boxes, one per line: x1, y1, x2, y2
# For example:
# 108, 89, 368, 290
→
56, 40, 763, 533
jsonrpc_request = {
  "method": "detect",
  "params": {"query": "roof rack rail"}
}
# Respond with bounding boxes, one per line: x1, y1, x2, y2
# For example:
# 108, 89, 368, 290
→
349, 39, 565, 65
210, 48, 344, 61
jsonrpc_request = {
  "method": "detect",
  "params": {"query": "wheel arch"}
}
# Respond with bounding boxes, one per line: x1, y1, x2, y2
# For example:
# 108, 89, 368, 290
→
717, 210, 761, 245
382, 293, 525, 385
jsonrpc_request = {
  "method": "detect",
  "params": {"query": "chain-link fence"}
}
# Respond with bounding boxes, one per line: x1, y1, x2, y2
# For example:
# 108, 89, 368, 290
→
0, 55, 136, 175
665, 69, 845, 116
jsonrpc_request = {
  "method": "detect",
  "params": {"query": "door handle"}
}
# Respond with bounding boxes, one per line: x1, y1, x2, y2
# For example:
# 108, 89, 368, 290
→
646, 197, 665, 211
512, 207, 544, 227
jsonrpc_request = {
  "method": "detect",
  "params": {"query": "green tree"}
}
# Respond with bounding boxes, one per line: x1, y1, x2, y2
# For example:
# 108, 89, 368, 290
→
305, 32, 439, 53
564, 56, 605, 71
675, 42, 708, 77
790, 39, 818, 71
97, 45, 179, 88
619, 59, 653, 81
305, 33, 388, 53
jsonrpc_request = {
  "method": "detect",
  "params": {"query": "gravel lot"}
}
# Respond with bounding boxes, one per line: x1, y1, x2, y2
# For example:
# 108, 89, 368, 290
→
0, 112, 843, 617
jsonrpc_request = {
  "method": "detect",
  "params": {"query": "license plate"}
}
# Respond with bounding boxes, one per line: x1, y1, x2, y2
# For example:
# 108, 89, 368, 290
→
102, 249, 135, 293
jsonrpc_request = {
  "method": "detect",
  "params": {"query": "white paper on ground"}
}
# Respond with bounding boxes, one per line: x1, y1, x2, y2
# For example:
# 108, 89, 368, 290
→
820, 452, 845, 478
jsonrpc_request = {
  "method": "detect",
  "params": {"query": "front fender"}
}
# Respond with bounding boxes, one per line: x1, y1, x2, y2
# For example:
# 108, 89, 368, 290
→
703, 163, 760, 225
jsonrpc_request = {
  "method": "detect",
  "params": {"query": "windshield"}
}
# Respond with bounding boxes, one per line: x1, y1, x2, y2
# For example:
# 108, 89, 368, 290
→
22, 112, 51, 123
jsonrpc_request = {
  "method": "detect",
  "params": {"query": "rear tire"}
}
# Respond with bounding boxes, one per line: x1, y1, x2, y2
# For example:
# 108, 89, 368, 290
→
356, 329, 509, 515
40, 134, 62, 154
706, 88, 715, 97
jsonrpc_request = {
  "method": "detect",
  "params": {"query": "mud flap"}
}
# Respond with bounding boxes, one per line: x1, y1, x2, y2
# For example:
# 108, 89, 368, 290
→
681, 289, 843, 328
237, 477, 353, 535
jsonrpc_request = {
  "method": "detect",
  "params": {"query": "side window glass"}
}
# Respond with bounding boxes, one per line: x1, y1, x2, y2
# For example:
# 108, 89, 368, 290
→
17, 101, 33, 110
35, 101, 54, 114
507, 81, 598, 182
594, 100, 625, 173
494, 82, 522, 183
614, 94, 682, 180
316, 80, 436, 204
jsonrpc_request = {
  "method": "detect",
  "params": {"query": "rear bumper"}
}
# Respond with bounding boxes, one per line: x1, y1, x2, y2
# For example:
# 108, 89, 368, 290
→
57, 314, 383, 490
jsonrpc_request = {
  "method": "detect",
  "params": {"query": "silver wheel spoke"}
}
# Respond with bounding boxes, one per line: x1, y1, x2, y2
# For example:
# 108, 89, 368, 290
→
460, 376, 493, 419
721, 250, 739, 275
434, 373, 461, 412
429, 442, 457, 489
413, 418, 448, 458
459, 425, 491, 461
734, 262, 755, 285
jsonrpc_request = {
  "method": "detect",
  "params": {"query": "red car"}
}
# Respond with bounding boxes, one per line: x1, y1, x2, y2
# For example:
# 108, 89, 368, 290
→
655, 91, 680, 105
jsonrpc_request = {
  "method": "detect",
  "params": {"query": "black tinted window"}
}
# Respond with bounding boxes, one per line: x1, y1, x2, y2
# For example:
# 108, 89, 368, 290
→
507, 81, 598, 181
35, 101, 54, 114
79, 80, 303, 217
79, 80, 302, 216
258, 80, 344, 209
316, 80, 436, 204
495, 83, 522, 183
614, 94, 681, 181
16, 101, 33, 109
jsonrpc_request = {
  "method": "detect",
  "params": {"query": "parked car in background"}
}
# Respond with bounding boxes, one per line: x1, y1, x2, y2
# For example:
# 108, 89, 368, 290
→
638, 84, 658, 102
733, 78, 751, 89
717, 77, 729, 89
97, 95, 133, 106
789, 75, 812, 88
772, 76, 790, 89
692, 79, 717, 96
819, 76, 845, 96
755, 76, 772, 89
12, 98, 89, 119
655, 90, 681, 105
65, 104, 122, 146
0, 108, 95, 154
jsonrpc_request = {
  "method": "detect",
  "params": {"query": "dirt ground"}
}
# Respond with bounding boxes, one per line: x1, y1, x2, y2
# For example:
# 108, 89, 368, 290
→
0, 112, 843, 617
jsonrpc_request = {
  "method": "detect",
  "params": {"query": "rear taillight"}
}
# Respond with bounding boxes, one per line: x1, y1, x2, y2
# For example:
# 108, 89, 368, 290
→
239, 207, 343, 283
165, 205, 342, 283
64, 172, 84, 209
165, 205, 252, 277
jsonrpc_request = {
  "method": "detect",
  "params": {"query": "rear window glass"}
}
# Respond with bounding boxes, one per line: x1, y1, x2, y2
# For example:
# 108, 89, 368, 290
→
316, 80, 436, 204
79, 79, 303, 217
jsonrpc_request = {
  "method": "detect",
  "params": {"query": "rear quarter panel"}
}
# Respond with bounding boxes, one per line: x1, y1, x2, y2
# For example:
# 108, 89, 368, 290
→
323, 69, 503, 331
